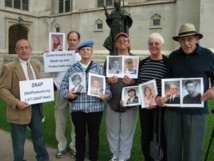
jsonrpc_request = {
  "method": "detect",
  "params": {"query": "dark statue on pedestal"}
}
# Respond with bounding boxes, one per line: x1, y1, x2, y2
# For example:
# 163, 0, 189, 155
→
103, 0, 133, 55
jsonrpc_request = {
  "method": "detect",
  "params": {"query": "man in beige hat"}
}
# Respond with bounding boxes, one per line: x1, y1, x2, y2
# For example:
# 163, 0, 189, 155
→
156, 23, 214, 161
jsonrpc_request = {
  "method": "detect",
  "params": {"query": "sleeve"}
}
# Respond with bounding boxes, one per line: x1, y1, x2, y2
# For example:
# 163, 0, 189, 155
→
60, 71, 70, 100
0, 65, 19, 109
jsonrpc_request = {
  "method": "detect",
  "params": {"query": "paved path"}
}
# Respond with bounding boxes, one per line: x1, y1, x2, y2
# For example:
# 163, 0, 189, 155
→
0, 129, 89, 161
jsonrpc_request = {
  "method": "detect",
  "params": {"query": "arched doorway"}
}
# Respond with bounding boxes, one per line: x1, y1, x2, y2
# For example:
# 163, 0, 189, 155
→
9, 25, 28, 54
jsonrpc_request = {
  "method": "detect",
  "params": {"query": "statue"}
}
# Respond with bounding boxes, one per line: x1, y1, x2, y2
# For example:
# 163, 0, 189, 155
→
103, 0, 133, 55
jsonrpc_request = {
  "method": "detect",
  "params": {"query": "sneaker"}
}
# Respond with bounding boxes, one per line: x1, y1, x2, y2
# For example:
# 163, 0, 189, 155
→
70, 148, 76, 157
109, 155, 118, 161
56, 149, 66, 158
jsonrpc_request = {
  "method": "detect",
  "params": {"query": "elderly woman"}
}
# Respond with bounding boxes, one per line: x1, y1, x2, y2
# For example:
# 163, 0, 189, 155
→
60, 40, 111, 161
137, 33, 168, 161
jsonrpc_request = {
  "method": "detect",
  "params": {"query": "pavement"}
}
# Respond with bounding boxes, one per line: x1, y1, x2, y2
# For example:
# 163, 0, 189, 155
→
0, 129, 89, 161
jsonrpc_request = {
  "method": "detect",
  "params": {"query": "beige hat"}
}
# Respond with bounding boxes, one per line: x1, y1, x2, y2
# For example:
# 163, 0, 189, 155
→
173, 23, 203, 41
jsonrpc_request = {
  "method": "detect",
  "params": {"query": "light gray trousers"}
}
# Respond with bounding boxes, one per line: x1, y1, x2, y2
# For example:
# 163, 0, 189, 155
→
105, 104, 138, 160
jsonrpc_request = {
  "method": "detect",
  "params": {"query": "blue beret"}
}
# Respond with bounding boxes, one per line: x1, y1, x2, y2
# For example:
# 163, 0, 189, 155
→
76, 40, 94, 51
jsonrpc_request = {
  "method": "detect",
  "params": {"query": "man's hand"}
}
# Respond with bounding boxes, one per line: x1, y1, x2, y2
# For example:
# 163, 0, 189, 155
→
16, 101, 30, 110
107, 76, 118, 84
201, 87, 214, 101
122, 75, 135, 85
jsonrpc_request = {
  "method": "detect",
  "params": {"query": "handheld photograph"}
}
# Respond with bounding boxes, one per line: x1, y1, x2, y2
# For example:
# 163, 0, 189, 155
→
122, 86, 140, 107
139, 79, 157, 108
69, 73, 86, 93
49, 32, 65, 51
88, 73, 105, 97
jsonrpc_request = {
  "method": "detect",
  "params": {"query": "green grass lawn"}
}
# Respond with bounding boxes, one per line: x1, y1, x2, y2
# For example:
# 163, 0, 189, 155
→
0, 98, 214, 161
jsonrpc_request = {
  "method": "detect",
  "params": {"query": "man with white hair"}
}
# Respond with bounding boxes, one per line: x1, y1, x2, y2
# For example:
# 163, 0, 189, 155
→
156, 23, 214, 161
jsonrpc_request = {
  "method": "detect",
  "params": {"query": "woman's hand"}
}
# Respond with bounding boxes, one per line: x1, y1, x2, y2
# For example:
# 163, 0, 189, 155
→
155, 96, 167, 107
99, 94, 109, 101
67, 91, 79, 100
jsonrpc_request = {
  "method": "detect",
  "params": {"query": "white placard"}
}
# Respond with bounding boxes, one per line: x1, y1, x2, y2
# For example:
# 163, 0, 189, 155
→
43, 51, 77, 72
19, 78, 54, 105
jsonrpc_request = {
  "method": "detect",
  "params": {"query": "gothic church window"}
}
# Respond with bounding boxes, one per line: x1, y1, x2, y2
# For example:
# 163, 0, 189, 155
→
5, 0, 29, 11
59, 0, 73, 13
97, 0, 113, 7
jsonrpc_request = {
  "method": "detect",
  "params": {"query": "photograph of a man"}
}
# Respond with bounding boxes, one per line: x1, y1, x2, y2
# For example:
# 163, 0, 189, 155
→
122, 86, 140, 107
90, 78, 104, 96
183, 80, 201, 104
165, 81, 180, 104
69, 73, 85, 93
124, 58, 137, 74
108, 56, 122, 74
126, 88, 139, 105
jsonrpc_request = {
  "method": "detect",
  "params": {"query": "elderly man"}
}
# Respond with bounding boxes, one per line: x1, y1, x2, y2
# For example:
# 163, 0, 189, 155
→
156, 23, 214, 161
0, 39, 49, 161
166, 82, 180, 104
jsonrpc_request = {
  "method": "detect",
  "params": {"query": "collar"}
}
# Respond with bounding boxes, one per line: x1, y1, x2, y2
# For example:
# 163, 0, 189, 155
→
178, 44, 202, 56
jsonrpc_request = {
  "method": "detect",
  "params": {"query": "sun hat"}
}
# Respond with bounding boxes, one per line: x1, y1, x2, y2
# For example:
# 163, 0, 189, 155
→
172, 23, 203, 41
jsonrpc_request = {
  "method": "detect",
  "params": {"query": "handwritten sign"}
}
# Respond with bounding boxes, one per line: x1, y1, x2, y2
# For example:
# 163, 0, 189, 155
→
19, 78, 54, 105
43, 51, 77, 72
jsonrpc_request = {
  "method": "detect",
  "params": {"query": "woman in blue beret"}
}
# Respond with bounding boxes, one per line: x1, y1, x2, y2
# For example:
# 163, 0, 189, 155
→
60, 40, 111, 161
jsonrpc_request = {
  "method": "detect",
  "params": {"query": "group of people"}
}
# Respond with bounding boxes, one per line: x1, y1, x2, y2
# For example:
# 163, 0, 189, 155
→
0, 22, 214, 161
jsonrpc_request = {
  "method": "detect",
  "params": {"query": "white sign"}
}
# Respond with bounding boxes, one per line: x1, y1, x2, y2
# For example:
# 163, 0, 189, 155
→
43, 51, 77, 72
19, 78, 54, 105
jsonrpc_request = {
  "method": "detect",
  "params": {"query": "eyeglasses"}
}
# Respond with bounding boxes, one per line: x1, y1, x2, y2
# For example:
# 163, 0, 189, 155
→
116, 39, 129, 43
16, 46, 31, 51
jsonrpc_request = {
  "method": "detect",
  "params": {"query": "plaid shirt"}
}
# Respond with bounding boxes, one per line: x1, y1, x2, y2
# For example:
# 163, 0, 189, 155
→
60, 61, 111, 113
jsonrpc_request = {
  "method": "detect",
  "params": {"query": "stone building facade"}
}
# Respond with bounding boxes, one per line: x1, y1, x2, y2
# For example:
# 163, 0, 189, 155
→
0, 0, 213, 76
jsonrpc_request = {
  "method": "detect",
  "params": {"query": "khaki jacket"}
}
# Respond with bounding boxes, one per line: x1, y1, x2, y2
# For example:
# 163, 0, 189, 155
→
0, 58, 44, 124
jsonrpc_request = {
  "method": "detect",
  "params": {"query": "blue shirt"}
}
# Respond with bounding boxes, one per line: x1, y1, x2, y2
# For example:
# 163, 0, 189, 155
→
60, 61, 111, 113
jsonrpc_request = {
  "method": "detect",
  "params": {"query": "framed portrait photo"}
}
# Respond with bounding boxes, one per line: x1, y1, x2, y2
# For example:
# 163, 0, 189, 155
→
162, 78, 181, 107
122, 86, 140, 107
139, 79, 157, 108
49, 32, 66, 51
88, 73, 105, 97
69, 73, 86, 93
181, 78, 204, 107
107, 56, 123, 78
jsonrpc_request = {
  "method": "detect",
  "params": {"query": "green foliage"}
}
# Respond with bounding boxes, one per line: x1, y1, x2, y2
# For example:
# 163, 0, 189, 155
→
0, 98, 213, 161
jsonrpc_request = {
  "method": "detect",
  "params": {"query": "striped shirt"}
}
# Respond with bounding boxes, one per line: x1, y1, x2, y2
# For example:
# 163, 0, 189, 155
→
137, 56, 168, 96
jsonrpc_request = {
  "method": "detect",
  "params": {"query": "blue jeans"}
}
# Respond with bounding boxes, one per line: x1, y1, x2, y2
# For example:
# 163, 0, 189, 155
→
10, 105, 49, 161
